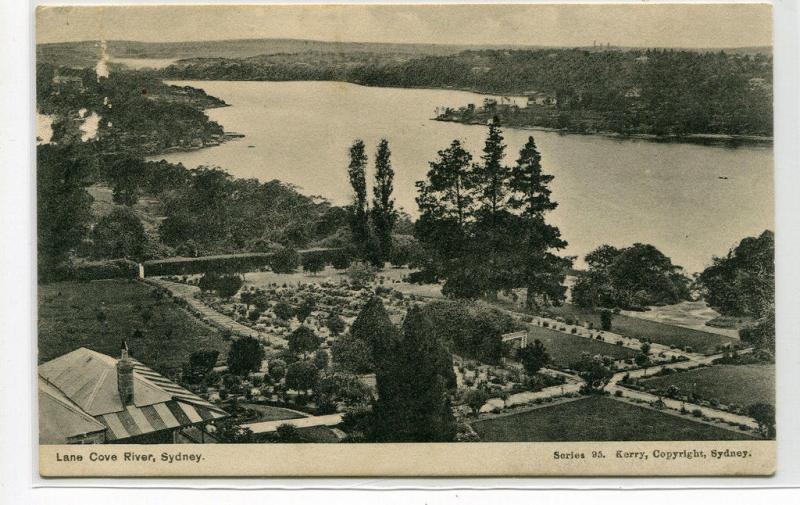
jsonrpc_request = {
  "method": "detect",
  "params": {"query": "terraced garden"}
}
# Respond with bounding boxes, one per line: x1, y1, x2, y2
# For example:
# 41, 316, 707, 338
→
471, 396, 756, 442
638, 364, 775, 407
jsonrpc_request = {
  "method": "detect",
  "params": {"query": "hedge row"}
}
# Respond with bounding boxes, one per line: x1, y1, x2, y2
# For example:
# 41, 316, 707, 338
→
41, 259, 140, 282
142, 248, 344, 277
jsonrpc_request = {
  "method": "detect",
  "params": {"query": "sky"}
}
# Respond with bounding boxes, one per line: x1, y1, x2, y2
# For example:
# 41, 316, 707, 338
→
36, 2, 772, 48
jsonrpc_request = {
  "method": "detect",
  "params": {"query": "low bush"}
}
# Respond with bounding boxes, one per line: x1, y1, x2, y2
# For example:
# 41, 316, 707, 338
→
45, 259, 140, 282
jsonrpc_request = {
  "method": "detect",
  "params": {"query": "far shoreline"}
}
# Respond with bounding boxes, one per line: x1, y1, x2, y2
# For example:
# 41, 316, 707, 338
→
164, 77, 773, 148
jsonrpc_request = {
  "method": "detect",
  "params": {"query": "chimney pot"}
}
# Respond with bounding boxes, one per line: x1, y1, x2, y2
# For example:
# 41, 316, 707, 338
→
117, 341, 134, 406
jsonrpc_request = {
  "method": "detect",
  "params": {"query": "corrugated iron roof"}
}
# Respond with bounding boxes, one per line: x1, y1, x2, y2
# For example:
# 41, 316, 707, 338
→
39, 347, 228, 443
98, 400, 227, 441
39, 348, 171, 416
38, 378, 107, 444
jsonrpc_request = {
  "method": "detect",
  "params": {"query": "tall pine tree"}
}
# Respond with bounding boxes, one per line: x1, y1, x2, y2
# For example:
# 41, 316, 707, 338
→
422, 139, 475, 227
347, 139, 370, 257
371, 139, 397, 266
509, 136, 570, 308
471, 117, 516, 297
414, 140, 475, 288
473, 117, 510, 217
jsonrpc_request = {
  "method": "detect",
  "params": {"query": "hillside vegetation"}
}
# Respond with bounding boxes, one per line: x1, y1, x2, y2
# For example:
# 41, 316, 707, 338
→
160, 47, 772, 137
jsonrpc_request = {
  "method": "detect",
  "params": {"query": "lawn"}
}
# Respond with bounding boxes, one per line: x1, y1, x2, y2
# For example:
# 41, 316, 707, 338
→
526, 325, 638, 367
38, 279, 228, 376
639, 364, 775, 408
549, 305, 736, 354
471, 396, 755, 442
240, 403, 305, 422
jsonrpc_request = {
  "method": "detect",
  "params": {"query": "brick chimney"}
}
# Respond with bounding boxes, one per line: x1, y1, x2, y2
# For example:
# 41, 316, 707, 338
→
116, 341, 134, 406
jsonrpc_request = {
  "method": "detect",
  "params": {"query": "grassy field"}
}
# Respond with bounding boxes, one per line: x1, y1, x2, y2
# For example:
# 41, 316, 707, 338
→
620, 301, 740, 339
639, 364, 775, 407
527, 325, 638, 366
549, 305, 736, 354
38, 279, 228, 376
240, 403, 305, 422
471, 396, 755, 442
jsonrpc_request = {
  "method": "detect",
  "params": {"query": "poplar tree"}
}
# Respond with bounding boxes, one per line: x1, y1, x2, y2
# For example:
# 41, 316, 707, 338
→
371, 139, 397, 265
347, 139, 369, 256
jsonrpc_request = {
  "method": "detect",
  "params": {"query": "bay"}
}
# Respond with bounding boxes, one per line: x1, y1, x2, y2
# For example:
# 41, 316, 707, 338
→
153, 80, 773, 273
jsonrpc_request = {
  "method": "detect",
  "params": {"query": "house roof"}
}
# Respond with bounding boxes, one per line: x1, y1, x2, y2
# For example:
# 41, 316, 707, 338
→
39, 348, 171, 416
38, 378, 107, 444
39, 347, 228, 443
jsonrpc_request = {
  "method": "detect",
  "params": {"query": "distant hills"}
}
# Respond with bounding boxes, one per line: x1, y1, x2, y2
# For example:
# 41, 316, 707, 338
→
37, 38, 772, 68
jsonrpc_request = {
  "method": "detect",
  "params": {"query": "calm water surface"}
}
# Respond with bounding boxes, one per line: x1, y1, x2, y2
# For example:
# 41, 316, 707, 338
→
154, 80, 773, 273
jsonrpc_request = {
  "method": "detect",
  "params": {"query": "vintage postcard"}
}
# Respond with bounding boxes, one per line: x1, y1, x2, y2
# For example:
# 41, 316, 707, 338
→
35, 3, 775, 477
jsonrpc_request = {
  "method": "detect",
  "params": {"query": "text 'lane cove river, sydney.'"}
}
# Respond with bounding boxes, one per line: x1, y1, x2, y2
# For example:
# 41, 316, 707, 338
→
153, 80, 773, 273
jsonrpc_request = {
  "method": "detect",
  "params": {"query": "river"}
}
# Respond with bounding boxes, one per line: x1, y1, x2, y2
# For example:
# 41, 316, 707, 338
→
152, 80, 773, 273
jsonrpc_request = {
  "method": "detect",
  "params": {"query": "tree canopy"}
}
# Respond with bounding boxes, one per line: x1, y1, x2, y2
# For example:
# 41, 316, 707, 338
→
697, 230, 774, 318
91, 207, 148, 261
517, 339, 550, 376
572, 243, 691, 309
227, 336, 265, 376
415, 122, 570, 303
287, 325, 320, 357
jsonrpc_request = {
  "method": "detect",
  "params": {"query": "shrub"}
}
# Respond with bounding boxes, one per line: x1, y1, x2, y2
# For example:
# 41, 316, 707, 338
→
346, 261, 376, 287
271, 247, 300, 274
691, 408, 703, 418
330, 250, 352, 270
614, 390, 623, 397
295, 298, 316, 322
227, 336, 265, 377
463, 389, 490, 416
285, 361, 319, 394
302, 254, 326, 275
144, 253, 272, 277
47, 259, 140, 282
247, 309, 262, 322
600, 309, 613, 331
325, 313, 346, 337
272, 302, 294, 320
405, 269, 438, 284
288, 325, 321, 357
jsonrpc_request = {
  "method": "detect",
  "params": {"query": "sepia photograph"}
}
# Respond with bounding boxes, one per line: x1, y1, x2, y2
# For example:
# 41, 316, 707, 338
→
33, 2, 776, 477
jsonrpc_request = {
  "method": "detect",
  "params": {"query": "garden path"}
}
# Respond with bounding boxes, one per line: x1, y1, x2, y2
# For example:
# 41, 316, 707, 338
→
243, 413, 344, 434
148, 278, 288, 347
